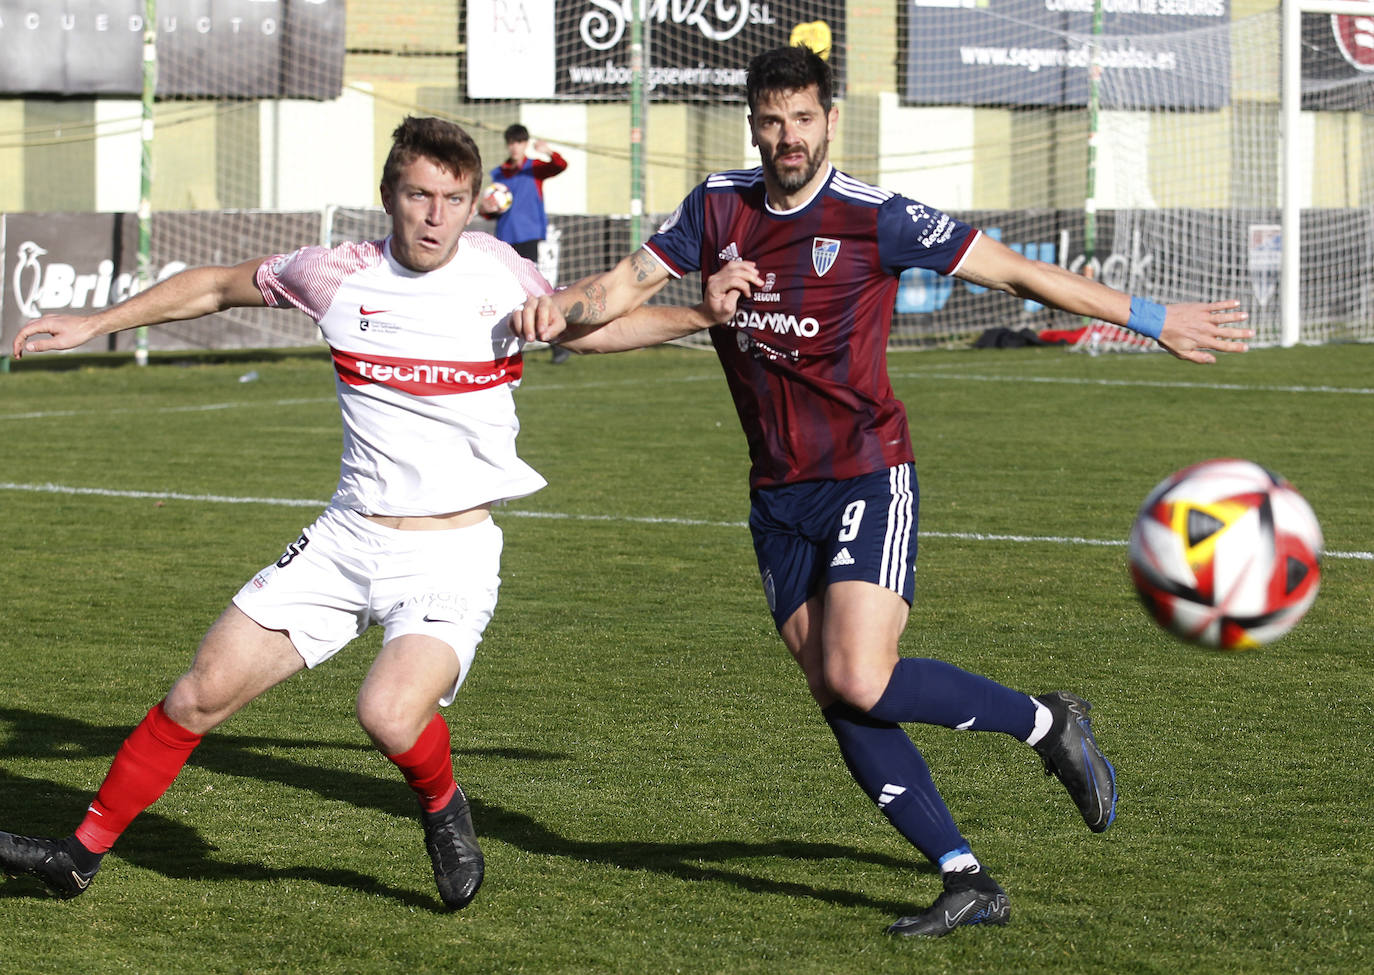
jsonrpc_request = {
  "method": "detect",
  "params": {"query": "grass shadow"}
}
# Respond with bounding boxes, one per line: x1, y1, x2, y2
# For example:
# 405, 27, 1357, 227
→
0, 706, 925, 915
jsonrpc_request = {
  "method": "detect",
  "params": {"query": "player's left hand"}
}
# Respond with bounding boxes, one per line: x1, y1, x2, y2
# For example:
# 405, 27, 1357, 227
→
1158, 300, 1252, 364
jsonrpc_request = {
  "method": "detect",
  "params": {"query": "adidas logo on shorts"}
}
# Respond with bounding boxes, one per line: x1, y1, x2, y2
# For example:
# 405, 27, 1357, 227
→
879, 784, 906, 808
829, 547, 856, 568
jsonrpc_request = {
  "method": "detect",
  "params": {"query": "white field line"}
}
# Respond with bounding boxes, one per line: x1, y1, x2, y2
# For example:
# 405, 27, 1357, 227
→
0, 376, 726, 423
0, 397, 336, 422
3, 370, 1372, 424
2, 481, 1370, 561
888, 370, 1374, 396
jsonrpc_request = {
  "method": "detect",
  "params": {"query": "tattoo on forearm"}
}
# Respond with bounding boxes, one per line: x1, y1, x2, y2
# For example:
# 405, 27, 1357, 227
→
566, 301, 587, 324
631, 250, 655, 283
583, 283, 607, 316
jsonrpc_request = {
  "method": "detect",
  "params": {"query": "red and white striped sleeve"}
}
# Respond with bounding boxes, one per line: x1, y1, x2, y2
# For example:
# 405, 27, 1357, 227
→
464, 232, 554, 297
256, 240, 386, 321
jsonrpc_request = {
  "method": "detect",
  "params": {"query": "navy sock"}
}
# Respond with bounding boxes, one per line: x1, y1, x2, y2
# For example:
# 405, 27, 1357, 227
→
867, 657, 1037, 739
822, 703, 967, 865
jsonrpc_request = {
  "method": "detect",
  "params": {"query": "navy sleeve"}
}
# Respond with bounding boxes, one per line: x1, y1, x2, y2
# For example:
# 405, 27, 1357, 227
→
877, 194, 979, 277
644, 181, 709, 278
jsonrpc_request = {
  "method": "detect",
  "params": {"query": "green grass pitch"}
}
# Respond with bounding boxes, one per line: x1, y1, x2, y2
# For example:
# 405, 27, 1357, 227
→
0, 342, 1370, 974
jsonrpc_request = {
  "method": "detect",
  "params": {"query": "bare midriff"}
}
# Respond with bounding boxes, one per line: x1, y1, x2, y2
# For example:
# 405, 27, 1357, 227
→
363, 505, 491, 531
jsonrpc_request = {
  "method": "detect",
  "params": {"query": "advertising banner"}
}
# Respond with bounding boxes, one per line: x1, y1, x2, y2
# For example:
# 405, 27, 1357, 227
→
903, 0, 1230, 109
1, 211, 323, 353
1301, 6, 1374, 110
465, 0, 845, 101
0, 0, 345, 99
467, 0, 558, 100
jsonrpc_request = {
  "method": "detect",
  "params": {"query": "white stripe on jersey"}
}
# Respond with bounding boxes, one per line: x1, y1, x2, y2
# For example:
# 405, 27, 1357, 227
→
947, 229, 983, 277
831, 171, 893, 206
706, 168, 764, 189
642, 245, 681, 280
880, 465, 915, 595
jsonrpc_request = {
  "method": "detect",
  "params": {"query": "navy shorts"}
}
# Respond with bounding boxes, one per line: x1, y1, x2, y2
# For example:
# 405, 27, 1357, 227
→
749, 463, 919, 630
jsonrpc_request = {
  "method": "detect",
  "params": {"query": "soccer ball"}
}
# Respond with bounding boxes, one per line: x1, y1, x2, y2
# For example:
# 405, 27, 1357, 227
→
1127, 459, 1322, 650
481, 181, 513, 214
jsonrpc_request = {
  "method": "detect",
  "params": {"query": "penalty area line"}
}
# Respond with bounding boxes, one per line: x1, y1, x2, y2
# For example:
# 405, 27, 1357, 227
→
1, 481, 1369, 561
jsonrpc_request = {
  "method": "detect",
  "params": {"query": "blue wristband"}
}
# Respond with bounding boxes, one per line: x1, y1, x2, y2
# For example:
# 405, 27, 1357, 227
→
1127, 297, 1166, 340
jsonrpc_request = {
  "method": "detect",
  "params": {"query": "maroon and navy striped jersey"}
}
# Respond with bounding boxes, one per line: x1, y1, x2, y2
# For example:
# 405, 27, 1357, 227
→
644, 165, 980, 489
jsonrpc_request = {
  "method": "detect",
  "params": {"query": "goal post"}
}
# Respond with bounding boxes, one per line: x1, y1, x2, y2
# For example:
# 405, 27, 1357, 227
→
1282, 0, 1374, 347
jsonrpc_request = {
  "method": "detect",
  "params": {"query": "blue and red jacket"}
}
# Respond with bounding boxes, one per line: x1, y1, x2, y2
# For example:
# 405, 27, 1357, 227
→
490, 152, 568, 246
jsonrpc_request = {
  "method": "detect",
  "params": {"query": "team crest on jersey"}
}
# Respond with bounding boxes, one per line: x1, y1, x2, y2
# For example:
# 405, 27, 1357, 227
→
812, 237, 841, 277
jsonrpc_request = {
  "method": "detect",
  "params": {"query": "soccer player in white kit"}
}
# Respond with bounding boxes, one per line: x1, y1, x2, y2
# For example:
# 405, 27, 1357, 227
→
0, 116, 734, 910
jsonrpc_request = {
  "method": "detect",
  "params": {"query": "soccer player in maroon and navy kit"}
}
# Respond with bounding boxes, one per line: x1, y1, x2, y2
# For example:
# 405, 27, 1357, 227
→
518, 44, 1253, 937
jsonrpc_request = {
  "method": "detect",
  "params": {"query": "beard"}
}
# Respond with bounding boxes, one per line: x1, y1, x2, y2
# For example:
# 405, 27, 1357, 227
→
762, 139, 827, 193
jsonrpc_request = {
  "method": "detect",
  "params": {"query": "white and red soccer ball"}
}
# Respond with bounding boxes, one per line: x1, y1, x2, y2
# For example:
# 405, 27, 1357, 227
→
481, 181, 513, 215
1128, 459, 1323, 650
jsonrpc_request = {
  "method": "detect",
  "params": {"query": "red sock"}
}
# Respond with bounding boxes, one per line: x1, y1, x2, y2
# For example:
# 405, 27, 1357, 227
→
386, 713, 457, 814
75, 700, 203, 854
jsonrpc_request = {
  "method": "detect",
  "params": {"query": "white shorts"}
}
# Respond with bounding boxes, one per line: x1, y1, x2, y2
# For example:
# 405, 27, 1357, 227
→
232, 504, 503, 706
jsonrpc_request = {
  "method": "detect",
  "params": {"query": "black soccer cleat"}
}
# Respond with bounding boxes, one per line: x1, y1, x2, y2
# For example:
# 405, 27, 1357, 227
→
422, 785, 484, 911
1032, 690, 1118, 833
887, 866, 1010, 937
0, 832, 100, 899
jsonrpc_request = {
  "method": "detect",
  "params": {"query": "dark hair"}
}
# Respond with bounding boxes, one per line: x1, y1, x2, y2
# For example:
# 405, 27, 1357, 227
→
503, 123, 530, 143
382, 116, 483, 194
745, 44, 833, 114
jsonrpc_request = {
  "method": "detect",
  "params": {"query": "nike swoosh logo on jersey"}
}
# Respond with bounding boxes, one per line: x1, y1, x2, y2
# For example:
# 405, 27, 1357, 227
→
359, 306, 390, 316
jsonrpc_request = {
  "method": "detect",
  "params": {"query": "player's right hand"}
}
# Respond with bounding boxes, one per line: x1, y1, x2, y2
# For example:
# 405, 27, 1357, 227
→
11, 314, 102, 359
700, 260, 763, 324
1157, 300, 1252, 365
512, 294, 567, 344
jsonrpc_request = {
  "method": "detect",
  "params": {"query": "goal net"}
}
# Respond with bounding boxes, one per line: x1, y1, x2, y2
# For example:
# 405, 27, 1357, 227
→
3, 1, 1372, 355
525, 0, 1374, 350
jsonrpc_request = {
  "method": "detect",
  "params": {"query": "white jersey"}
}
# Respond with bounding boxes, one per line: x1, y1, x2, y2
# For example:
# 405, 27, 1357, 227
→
256, 233, 553, 516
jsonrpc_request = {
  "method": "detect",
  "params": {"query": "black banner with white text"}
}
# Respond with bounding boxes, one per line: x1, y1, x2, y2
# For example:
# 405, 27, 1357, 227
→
467, 0, 845, 101
0, 0, 344, 98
